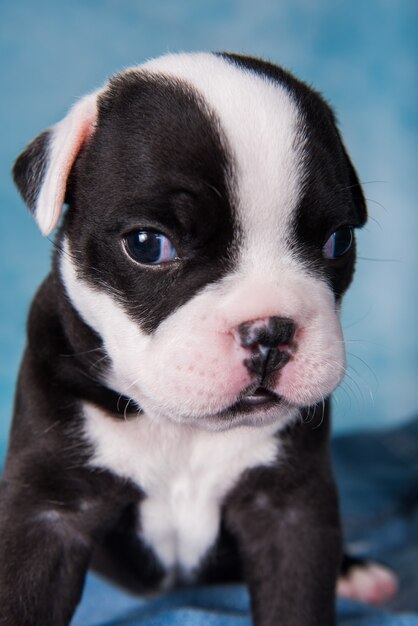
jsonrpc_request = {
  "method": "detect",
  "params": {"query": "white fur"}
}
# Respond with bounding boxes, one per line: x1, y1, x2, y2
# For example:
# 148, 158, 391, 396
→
52, 54, 348, 578
140, 53, 304, 256
83, 402, 280, 573
337, 562, 398, 605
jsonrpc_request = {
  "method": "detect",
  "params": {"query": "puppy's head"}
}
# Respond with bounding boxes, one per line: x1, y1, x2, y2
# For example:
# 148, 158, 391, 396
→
14, 52, 366, 430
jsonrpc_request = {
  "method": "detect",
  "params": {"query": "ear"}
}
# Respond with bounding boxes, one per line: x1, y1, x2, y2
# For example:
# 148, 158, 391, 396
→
13, 92, 99, 236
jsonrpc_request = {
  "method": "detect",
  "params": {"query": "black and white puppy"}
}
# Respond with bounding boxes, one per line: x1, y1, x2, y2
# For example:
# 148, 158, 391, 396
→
0, 52, 396, 626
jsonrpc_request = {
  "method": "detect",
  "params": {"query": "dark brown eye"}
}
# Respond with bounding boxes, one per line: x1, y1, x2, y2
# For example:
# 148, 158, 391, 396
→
124, 230, 177, 265
322, 227, 353, 259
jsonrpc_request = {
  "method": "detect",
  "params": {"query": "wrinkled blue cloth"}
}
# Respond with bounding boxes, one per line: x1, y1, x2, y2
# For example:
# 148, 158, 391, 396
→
72, 578, 418, 626
71, 418, 418, 625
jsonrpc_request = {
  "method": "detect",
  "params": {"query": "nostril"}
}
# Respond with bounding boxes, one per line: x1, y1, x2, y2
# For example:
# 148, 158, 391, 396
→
244, 346, 291, 380
271, 317, 296, 347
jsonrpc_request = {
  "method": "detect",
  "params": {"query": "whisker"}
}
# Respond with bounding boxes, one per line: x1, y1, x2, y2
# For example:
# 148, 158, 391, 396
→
346, 352, 379, 389
342, 308, 374, 329
41, 420, 62, 435
357, 256, 403, 264
364, 196, 388, 214
312, 398, 326, 430
364, 215, 383, 230
59, 347, 104, 358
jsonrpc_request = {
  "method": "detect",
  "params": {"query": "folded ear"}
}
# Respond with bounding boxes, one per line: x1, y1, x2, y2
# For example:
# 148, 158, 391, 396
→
13, 92, 99, 236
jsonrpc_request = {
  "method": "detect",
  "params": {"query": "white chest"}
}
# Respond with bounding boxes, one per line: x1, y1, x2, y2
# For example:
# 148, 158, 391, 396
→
83, 404, 281, 573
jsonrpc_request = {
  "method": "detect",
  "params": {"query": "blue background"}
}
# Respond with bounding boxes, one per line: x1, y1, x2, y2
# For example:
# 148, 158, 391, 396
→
1, 0, 417, 460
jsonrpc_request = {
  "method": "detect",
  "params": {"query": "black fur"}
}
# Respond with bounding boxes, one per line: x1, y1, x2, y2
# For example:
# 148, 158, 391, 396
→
67, 73, 237, 334
13, 130, 51, 212
1, 54, 369, 626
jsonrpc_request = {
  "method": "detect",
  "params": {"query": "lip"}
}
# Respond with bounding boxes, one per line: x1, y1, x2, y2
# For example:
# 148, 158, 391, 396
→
225, 386, 282, 414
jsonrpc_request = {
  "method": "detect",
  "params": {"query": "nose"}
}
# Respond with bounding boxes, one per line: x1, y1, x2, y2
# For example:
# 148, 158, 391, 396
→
236, 316, 296, 381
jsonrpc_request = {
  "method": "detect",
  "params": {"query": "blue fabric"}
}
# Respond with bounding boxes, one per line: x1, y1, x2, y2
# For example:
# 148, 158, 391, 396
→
333, 418, 418, 615
71, 417, 418, 625
71, 579, 418, 625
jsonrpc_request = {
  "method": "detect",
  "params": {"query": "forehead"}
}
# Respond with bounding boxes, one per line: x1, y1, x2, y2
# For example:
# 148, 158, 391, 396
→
141, 53, 305, 238
90, 54, 307, 257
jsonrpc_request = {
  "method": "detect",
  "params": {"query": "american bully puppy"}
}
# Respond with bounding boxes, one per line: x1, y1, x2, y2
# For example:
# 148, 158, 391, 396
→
0, 52, 396, 626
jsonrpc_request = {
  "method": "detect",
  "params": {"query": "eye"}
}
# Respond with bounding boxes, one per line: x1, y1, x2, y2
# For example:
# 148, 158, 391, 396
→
124, 230, 177, 265
322, 226, 353, 260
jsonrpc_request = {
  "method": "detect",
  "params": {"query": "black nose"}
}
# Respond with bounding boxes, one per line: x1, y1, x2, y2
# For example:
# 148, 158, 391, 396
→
237, 317, 296, 381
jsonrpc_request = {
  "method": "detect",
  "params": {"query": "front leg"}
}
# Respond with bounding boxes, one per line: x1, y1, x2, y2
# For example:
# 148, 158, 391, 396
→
0, 337, 138, 625
225, 460, 342, 626
0, 485, 88, 625
0, 464, 132, 626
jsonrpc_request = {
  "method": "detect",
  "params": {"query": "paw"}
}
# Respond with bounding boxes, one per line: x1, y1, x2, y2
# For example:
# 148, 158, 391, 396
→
337, 562, 398, 605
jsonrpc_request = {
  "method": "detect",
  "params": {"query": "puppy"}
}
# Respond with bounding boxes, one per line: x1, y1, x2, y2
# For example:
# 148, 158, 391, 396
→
0, 52, 395, 626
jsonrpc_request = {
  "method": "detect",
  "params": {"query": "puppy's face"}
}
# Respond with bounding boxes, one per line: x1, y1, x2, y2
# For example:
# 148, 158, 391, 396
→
14, 53, 366, 430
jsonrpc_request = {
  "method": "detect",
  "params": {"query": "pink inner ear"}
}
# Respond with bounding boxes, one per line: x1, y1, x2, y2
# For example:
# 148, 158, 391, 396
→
35, 92, 99, 236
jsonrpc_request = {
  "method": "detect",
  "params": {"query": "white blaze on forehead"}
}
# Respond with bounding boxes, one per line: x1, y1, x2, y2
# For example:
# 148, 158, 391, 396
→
140, 53, 305, 267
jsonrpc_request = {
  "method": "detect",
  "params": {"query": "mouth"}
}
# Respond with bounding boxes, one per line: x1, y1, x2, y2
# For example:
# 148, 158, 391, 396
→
222, 386, 283, 416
